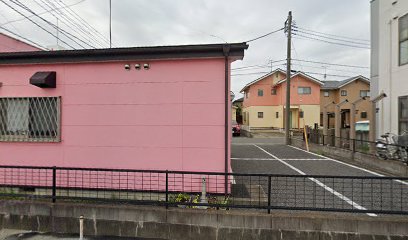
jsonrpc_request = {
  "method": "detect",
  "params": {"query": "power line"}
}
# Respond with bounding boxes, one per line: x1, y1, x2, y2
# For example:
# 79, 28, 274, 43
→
0, 0, 77, 49
294, 29, 370, 46
293, 25, 370, 43
0, 0, 86, 27
290, 63, 368, 75
300, 71, 355, 78
52, 0, 111, 47
231, 71, 271, 76
232, 62, 368, 76
8, 0, 94, 49
0, 10, 21, 35
292, 59, 369, 69
57, 0, 112, 47
231, 59, 286, 71
244, 27, 284, 43
293, 33, 370, 49
0, 25, 46, 49
291, 39, 304, 72
232, 70, 356, 78
35, 0, 105, 48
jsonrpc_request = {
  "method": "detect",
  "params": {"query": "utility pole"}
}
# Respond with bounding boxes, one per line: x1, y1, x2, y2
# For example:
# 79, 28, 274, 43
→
285, 11, 292, 145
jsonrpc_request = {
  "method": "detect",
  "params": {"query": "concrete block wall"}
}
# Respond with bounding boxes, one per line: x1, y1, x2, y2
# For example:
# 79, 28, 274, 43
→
0, 201, 408, 239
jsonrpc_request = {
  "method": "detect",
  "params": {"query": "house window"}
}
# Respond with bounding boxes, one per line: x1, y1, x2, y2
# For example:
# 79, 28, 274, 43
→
298, 87, 311, 95
243, 112, 246, 122
271, 88, 277, 95
360, 90, 370, 97
258, 89, 263, 97
276, 112, 279, 118
341, 90, 347, 96
360, 111, 367, 119
324, 91, 329, 97
258, 112, 264, 118
399, 13, 408, 65
399, 96, 408, 134
299, 111, 304, 118
0, 97, 60, 142
245, 92, 249, 99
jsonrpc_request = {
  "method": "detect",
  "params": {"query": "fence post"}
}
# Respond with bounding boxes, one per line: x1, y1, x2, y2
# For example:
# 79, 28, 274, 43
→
267, 176, 271, 214
52, 166, 56, 203
165, 170, 169, 209
352, 138, 356, 153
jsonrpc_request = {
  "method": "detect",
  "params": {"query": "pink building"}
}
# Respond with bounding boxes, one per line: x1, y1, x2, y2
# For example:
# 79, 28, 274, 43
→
0, 32, 42, 52
0, 43, 248, 179
241, 69, 322, 130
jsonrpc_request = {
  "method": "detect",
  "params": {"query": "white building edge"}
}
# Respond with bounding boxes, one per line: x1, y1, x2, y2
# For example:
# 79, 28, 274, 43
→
371, 0, 408, 137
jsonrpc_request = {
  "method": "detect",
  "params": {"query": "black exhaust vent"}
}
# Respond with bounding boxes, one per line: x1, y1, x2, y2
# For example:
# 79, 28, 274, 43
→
30, 71, 56, 88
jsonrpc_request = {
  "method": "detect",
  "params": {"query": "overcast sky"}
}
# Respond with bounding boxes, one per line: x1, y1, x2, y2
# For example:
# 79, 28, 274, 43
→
0, 0, 371, 98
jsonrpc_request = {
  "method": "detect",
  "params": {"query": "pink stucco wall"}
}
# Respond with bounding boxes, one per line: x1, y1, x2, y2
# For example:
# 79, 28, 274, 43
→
0, 33, 41, 52
0, 58, 230, 174
277, 75, 321, 105
243, 73, 321, 107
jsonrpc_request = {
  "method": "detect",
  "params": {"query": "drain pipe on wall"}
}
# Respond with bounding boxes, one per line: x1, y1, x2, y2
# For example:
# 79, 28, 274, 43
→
223, 44, 231, 196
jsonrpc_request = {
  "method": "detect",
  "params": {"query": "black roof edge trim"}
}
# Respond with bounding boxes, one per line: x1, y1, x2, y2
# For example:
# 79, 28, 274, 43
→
0, 43, 248, 65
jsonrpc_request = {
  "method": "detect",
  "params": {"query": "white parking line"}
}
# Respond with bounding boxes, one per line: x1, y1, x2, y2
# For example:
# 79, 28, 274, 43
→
232, 143, 282, 146
288, 145, 408, 186
231, 157, 330, 161
253, 144, 377, 217
232, 157, 275, 160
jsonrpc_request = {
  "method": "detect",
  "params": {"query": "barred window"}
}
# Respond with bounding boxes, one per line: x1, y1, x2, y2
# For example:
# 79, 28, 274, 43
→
0, 97, 61, 142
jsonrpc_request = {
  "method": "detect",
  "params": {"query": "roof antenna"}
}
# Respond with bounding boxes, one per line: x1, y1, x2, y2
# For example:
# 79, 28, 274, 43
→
56, 18, 59, 49
109, 0, 112, 48
323, 66, 328, 80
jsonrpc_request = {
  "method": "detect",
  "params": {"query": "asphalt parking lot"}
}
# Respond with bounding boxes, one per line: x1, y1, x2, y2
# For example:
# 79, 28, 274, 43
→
230, 136, 408, 216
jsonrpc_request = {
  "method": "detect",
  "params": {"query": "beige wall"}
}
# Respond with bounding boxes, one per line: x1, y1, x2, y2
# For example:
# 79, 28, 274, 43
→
320, 89, 337, 113
320, 79, 371, 126
243, 105, 319, 129
299, 105, 321, 128
242, 106, 281, 128
232, 107, 237, 121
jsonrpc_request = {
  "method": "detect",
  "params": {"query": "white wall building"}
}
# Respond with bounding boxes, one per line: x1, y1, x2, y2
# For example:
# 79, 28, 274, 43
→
371, 0, 408, 136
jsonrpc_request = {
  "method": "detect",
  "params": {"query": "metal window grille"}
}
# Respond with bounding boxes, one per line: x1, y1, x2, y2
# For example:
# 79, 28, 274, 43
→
0, 97, 61, 142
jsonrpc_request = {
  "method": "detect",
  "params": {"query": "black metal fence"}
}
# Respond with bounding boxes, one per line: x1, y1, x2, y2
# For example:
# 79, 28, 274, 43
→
302, 131, 408, 160
0, 165, 407, 215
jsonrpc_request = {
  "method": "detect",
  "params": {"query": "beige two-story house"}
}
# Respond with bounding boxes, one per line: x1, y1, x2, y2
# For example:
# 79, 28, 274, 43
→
320, 76, 371, 128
